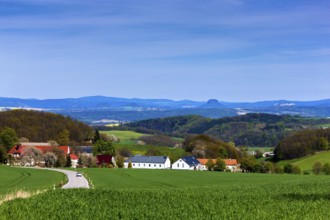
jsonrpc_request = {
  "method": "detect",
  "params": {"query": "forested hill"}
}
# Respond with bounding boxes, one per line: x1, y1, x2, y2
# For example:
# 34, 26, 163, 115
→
0, 110, 93, 145
124, 113, 330, 147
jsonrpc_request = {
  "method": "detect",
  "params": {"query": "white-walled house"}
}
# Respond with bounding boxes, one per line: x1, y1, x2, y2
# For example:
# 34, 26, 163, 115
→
124, 156, 171, 169
172, 156, 202, 170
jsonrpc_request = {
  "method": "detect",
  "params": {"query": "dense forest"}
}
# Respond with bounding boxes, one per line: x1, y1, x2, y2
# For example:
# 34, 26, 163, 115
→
120, 113, 330, 147
274, 128, 330, 160
0, 110, 93, 145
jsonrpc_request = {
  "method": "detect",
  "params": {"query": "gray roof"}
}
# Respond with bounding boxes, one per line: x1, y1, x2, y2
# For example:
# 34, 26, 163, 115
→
181, 156, 200, 167
125, 156, 169, 164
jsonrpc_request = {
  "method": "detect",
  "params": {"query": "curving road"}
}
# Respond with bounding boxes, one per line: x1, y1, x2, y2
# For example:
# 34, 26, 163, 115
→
46, 168, 90, 189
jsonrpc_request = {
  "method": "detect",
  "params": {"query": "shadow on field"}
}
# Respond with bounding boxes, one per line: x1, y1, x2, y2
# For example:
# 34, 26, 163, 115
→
281, 193, 330, 201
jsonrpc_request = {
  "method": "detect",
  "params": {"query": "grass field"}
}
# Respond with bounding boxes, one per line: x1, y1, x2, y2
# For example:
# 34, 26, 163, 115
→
1, 169, 330, 219
0, 166, 65, 197
100, 130, 146, 144
277, 151, 330, 172
101, 130, 185, 161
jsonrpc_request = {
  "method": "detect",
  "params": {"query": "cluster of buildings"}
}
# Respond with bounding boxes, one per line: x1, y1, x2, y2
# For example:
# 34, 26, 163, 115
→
124, 155, 239, 172
7, 143, 239, 171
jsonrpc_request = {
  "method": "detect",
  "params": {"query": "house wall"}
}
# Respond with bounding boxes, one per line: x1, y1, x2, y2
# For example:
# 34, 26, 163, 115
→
124, 158, 171, 169
172, 159, 194, 170
71, 159, 78, 168
226, 165, 238, 172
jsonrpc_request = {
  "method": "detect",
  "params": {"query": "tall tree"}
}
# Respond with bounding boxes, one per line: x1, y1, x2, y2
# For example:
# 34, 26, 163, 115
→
57, 130, 70, 146
214, 158, 226, 171
0, 127, 19, 151
93, 130, 101, 144
65, 154, 72, 167
93, 140, 115, 156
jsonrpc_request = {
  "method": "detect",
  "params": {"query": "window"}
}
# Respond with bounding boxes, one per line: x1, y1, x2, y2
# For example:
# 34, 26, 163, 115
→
159, 164, 161, 167
177, 163, 179, 167
133, 164, 135, 166
149, 164, 151, 167
154, 164, 156, 167
138, 164, 140, 167
144, 164, 145, 167
182, 163, 184, 168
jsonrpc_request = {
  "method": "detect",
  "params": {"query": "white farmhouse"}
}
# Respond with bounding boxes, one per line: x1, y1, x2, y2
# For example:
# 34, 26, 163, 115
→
172, 156, 202, 170
124, 156, 171, 169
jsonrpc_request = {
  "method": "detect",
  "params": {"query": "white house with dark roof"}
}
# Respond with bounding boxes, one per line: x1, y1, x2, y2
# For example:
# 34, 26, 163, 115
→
172, 156, 203, 170
124, 155, 171, 169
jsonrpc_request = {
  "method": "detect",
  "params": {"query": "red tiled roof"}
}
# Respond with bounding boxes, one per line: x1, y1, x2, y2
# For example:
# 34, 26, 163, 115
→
8, 145, 71, 156
70, 154, 79, 160
197, 158, 238, 166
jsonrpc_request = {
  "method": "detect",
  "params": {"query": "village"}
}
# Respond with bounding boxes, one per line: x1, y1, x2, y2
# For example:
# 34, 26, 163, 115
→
7, 143, 240, 172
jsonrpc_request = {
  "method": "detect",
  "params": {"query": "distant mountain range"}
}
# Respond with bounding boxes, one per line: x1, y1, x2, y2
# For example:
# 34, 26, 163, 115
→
0, 96, 329, 123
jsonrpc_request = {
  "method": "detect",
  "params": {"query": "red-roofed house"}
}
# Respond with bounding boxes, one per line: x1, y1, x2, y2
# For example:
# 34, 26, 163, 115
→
69, 154, 79, 168
8, 144, 71, 158
197, 158, 239, 172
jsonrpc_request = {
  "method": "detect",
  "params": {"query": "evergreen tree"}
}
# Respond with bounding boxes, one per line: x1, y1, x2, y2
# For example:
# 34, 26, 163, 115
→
65, 155, 72, 167
93, 130, 101, 144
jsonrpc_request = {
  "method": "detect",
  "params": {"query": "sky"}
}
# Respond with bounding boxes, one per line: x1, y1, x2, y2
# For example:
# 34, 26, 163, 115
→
0, 0, 329, 102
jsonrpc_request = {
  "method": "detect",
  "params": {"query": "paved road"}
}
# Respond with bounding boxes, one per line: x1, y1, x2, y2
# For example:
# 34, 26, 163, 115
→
46, 168, 90, 189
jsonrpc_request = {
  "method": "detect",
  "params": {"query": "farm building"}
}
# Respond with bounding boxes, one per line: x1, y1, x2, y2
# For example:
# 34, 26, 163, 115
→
172, 156, 203, 170
8, 144, 71, 158
96, 155, 116, 166
124, 155, 171, 169
197, 158, 239, 172
70, 154, 79, 168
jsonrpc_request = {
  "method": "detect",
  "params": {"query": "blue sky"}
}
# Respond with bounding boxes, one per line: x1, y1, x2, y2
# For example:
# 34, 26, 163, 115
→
0, 0, 329, 101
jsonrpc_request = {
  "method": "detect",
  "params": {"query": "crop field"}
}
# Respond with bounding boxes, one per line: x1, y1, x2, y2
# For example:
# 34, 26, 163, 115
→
1, 169, 330, 219
0, 166, 65, 197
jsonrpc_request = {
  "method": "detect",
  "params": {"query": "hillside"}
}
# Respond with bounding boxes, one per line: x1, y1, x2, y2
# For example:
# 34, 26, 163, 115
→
123, 113, 330, 147
0, 110, 93, 145
277, 151, 330, 172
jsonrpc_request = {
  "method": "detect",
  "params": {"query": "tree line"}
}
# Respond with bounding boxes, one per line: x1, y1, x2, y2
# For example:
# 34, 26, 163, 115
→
0, 109, 93, 146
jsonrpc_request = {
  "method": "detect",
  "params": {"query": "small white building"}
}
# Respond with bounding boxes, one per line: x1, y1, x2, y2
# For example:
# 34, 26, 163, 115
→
172, 156, 202, 170
124, 156, 171, 169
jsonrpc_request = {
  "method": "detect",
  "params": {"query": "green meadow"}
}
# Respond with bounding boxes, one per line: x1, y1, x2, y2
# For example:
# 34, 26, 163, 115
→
276, 151, 330, 172
0, 166, 65, 197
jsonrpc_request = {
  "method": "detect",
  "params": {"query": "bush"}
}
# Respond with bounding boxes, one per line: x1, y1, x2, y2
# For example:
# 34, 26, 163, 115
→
303, 171, 310, 175
312, 162, 322, 175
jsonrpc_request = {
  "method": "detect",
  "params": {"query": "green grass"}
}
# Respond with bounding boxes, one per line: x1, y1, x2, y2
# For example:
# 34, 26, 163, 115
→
2, 169, 330, 219
277, 151, 330, 171
101, 130, 145, 142
101, 130, 185, 161
0, 166, 65, 197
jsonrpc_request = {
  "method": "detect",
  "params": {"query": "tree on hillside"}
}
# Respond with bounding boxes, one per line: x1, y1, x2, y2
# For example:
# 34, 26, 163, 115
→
322, 163, 330, 175
283, 164, 294, 174
0, 127, 19, 151
93, 130, 101, 144
292, 166, 301, 174
93, 140, 115, 156
57, 129, 70, 146
312, 162, 322, 175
